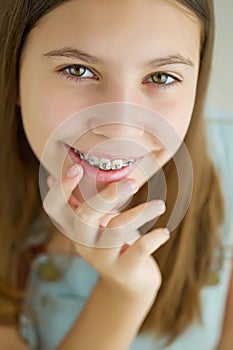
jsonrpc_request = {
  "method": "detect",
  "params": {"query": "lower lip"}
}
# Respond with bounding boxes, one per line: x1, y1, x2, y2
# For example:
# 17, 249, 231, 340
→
67, 147, 138, 183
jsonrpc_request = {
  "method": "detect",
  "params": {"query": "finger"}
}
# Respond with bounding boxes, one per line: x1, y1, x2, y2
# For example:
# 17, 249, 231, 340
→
106, 200, 166, 231
121, 228, 170, 264
72, 179, 138, 247
68, 194, 81, 211
75, 178, 138, 225
63, 164, 84, 200
99, 212, 120, 227
43, 164, 83, 218
47, 175, 56, 189
95, 200, 165, 248
47, 171, 82, 211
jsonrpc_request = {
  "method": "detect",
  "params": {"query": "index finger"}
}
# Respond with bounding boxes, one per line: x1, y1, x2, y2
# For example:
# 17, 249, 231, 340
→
43, 164, 83, 219
75, 179, 138, 225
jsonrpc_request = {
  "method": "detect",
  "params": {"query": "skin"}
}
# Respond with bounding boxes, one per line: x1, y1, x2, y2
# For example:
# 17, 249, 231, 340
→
18, 0, 201, 244
18, 0, 201, 252
19, 0, 200, 187
10, 1, 226, 349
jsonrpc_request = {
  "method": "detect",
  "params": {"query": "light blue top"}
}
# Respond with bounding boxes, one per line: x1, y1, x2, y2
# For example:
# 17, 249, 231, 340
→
19, 252, 232, 350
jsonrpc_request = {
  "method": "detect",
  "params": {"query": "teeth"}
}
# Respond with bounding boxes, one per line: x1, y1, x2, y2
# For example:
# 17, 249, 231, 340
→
72, 147, 135, 170
87, 155, 99, 167
125, 159, 134, 167
79, 152, 86, 160
112, 159, 124, 170
99, 158, 112, 170
73, 148, 79, 155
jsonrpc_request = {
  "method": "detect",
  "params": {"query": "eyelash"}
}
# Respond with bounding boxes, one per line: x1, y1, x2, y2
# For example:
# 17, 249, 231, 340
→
57, 65, 98, 83
143, 72, 181, 90
56, 64, 181, 89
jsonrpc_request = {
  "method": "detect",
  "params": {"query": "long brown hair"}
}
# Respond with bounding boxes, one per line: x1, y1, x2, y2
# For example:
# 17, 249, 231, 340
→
0, 0, 224, 343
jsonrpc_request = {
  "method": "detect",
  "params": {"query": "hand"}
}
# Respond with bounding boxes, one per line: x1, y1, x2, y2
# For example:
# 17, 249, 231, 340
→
44, 164, 170, 304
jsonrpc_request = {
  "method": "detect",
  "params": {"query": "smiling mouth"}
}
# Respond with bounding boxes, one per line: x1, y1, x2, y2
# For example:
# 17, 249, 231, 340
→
70, 146, 138, 171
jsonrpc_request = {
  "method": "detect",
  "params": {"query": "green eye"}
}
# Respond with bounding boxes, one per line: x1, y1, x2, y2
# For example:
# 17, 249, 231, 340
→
69, 65, 87, 77
58, 64, 95, 80
142, 71, 180, 89
151, 72, 170, 84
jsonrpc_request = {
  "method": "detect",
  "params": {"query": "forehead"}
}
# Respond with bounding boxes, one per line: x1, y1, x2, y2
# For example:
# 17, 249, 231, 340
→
22, 0, 201, 64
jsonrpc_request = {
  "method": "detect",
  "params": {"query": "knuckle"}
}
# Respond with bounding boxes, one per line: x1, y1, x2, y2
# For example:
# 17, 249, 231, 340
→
106, 221, 115, 229
107, 215, 120, 228
99, 183, 118, 202
135, 238, 149, 255
75, 207, 89, 222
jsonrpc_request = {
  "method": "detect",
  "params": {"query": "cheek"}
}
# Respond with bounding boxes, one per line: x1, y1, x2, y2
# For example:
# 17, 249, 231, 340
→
155, 82, 197, 140
19, 79, 72, 158
168, 102, 194, 138
148, 100, 193, 144
20, 74, 94, 141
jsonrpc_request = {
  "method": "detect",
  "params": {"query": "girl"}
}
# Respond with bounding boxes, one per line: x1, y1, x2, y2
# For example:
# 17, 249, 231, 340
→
0, 0, 232, 349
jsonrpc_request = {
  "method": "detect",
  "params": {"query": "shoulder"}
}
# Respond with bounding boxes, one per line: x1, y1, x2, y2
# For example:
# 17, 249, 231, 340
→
0, 326, 29, 350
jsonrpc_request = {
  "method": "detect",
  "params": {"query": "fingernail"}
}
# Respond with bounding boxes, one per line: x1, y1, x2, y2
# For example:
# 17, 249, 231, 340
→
47, 175, 56, 188
163, 227, 170, 236
123, 179, 138, 194
154, 200, 166, 212
67, 164, 81, 178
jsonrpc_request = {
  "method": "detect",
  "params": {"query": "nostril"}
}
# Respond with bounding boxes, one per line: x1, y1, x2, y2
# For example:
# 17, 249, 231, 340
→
90, 125, 106, 135
90, 124, 144, 138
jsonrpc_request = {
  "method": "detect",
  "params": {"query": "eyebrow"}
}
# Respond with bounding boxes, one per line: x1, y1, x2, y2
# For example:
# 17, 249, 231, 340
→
43, 47, 194, 68
145, 54, 194, 69
43, 47, 104, 65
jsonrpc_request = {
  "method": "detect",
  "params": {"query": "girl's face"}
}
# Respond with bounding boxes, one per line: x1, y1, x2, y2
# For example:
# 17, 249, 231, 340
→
19, 0, 201, 191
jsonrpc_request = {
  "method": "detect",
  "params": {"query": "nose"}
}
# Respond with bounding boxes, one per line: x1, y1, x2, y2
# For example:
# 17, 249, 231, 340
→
89, 81, 146, 139
91, 123, 144, 139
